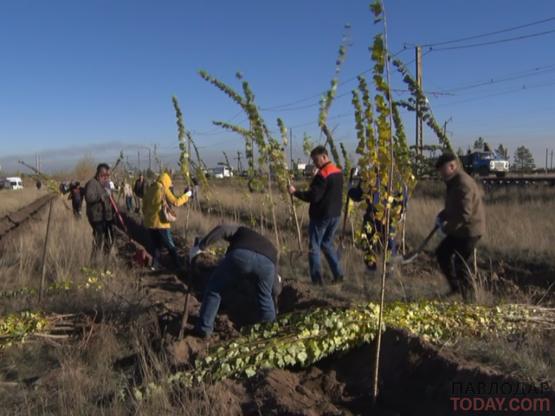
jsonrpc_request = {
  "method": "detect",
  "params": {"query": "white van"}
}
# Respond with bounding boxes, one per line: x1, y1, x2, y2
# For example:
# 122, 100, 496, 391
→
5, 177, 24, 190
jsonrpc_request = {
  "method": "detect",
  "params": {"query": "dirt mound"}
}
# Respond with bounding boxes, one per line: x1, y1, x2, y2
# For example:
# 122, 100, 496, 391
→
278, 280, 347, 313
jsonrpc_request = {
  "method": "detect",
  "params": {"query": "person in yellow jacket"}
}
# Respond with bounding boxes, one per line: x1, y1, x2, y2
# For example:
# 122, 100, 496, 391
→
143, 172, 192, 270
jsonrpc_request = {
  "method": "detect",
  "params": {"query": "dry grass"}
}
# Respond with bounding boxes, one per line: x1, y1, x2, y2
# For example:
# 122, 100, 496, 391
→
0, 178, 553, 414
405, 185, 555, 266
0, 187, 46, 216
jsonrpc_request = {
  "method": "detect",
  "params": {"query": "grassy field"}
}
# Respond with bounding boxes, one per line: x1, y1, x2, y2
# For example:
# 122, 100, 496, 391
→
0, 187, 47, 216
0, 177, 553, 414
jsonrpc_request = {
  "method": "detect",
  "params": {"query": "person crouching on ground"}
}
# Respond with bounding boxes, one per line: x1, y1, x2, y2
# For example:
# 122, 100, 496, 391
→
288, 145, 344, 285
85, 163, 115, 265
435, 153, 486, 301
143, 172, 191, 270
189, 224, 282, 338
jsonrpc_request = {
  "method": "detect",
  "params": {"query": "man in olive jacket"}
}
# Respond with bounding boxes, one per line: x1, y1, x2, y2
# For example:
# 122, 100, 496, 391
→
435, 153, 486, 300
85, 163, 115, 263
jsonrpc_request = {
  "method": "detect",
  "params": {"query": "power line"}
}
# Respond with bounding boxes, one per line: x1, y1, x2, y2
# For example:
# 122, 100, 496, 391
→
418, 16, 555, 48
429, 27, 555, 52
432, 79, 555, 107
441, 63, 555, 93
260, 47, 410, 112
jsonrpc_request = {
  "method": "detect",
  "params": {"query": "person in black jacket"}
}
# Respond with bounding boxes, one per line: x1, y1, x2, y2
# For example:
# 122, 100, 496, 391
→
84, 164, 115, 263
288, 146, 344, 285
189, 224, 282, 338
133, 174, 146, 213
348, 174, 407, 272
68, 181, 84, 218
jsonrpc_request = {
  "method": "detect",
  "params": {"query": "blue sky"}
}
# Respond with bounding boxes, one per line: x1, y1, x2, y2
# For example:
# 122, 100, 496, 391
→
1, 0, 554, 172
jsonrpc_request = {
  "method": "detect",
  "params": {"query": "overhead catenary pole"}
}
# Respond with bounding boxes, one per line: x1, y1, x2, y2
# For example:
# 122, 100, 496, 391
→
137, 151, 141, 172
290, 128, 294, 172
546, 148, 549, 174
236, 151, 243, 173
551, 150, 553, 171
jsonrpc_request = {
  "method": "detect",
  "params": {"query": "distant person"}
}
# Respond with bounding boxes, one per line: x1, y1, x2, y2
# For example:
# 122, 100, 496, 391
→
133, 174, 146, 213
288, 146, 344, 285
68, 181, 84, 218
191, 177, 200, 209
123, 181, 134, 212
347, 173, 407, 272
435, 153, 486, 301
59, 182, 70, 195
189, 224, 282, 338
143, 172, 191, 270
85, 164, 115, 264
35, 180, 42, 191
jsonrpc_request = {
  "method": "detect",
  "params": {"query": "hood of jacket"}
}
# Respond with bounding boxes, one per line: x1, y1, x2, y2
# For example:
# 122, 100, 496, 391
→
157, 172, 172, 190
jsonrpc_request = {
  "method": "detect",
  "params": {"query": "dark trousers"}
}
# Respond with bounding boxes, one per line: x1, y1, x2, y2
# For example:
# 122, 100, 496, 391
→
361, 218, 397, 270
308, 217, 343, 283
72, 200, 82, 218
436, 235, 480, 300
197, 249, 276, 335
91, 221, 114, 264
149, 228, 182, 269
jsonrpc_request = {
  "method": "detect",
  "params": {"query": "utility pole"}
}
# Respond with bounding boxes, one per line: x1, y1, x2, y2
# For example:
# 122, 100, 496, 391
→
546, 148, 549, 174
188, 139, 192, 180
235, 151, 243, 173
290, 128, 294, 170
415, 46, 423, 157
148, 148, 152, 172
551, 150, 553, 171
137, 151, 140, 172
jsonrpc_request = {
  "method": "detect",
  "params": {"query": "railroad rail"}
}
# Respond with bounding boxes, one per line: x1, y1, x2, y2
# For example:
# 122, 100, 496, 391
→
479, 176, 555, 187
0, 193, 57, 241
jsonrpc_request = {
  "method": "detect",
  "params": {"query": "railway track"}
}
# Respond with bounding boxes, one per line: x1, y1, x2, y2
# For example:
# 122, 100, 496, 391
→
0, 193, 57, 241
479, 175, 555, 187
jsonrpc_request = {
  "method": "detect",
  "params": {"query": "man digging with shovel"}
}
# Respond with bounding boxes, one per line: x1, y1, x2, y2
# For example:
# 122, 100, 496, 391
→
188, 224, 282, 338
434, 153, 486, 301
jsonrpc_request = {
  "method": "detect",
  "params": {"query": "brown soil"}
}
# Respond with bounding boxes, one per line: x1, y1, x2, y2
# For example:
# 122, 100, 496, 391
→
113, 212, 555, 415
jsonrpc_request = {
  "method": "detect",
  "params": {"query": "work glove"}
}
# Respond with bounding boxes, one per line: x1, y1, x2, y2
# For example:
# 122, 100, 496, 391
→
184, 190, 193, 198
188, 244, 203, 263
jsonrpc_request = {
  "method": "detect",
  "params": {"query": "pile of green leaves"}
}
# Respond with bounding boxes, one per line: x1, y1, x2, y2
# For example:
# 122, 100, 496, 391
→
0, 311, 50, 349
0, 268, 114, 300
137, 301, 554, 397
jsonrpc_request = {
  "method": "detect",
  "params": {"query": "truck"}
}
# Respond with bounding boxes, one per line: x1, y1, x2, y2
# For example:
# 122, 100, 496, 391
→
2, 177, 24, 190
461, 143, 510, 178
209, 166, 233, 179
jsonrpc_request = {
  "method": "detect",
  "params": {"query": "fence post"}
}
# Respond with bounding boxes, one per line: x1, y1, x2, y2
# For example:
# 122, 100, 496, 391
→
39, 199, 54, 302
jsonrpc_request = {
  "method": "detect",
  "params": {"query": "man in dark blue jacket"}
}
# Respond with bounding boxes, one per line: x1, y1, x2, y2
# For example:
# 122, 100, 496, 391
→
288, 146, 344, 285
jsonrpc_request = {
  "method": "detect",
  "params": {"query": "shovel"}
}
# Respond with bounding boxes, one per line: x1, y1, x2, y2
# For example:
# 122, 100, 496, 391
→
391, 225, 439, 265
178, 237, 199, 340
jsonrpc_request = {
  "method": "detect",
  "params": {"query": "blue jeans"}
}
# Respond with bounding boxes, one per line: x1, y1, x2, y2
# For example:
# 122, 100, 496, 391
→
308, 217, 343, 283
197, 248, 276, 335
149, 228, 182, 268
125, 196, 133, 212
